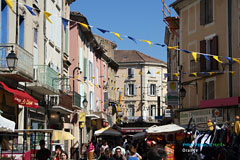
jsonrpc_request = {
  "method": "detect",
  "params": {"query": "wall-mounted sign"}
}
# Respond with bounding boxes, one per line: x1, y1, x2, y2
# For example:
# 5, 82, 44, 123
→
167, 81, 178, 105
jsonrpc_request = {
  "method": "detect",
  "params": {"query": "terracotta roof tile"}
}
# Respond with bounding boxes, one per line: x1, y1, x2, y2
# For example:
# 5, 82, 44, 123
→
114, 50, 166, 64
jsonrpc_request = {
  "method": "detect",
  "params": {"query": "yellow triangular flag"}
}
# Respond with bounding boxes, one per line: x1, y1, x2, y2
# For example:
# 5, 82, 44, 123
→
141, 40, 151, 47
232, 71, 235, 75
79, 23, 89, 30
209, 72, 214, 76
139, 71, 142, 75
44, 11, 52, 24
5, 0, 13, 12
232, 58, 240, 64
91, 76, 95, 79
112, 32, 123, 40
174, 73, 179, 78
95, 84, 99, 88
57, 73, 59, 77
213, 56, 223, 63
156, 71, 161, 74
168, 46, 179, 50
75, 75, 79, 79
122, 74, 126, 77
192, 72, 197, 77
117, 105, 121, 112
192, 52, 197, 62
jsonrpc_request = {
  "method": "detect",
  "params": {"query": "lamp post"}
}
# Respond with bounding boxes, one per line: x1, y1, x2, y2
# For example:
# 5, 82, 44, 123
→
72, 67, 80, 106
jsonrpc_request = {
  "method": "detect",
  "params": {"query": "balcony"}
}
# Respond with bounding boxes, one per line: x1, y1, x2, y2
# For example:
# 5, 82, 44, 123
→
27, 65, 59, 95
0, 43, 33, 82
72, 91, 81, 109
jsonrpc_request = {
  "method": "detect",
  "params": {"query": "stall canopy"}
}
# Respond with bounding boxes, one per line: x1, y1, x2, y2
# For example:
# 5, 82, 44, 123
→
94, 127, 121, 136
132, 132, 146, 140
146, 124, 185, 135
0, 114, 15, 132
52, 130, 75, 140
0, 81, 39, 109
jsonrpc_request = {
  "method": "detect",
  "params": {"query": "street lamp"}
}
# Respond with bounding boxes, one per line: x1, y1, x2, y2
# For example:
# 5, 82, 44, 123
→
82, 98, 88, 108
180, 86, 186, 98
72, 67, 80, 106
6, 49, 18, 72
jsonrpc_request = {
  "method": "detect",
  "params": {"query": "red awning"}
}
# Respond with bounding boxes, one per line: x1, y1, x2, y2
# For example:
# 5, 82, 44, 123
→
200, 97, 240, 108
0, 81, 39, 109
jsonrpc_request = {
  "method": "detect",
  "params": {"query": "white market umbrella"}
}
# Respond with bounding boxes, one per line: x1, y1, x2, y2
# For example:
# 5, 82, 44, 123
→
94, 127, 121, 136
0, 115, 15, 132
146, 124, 185, 135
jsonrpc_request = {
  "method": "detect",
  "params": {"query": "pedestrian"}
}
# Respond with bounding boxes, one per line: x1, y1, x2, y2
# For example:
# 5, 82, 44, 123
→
126, 145, 142, 160
113, 148, 126, 160
60, 151, 68, 160
87, 141, 95, 160
52, 145, 62, 160
36, 140, 51, 160
147, 146, 167, 160
99, 148, 115, 160
100, 141, 109, 154
112, 140, 126, 156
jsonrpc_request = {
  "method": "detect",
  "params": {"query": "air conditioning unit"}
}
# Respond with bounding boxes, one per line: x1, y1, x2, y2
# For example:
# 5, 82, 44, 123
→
49, 95, 60, 106
33, 68, 38, 82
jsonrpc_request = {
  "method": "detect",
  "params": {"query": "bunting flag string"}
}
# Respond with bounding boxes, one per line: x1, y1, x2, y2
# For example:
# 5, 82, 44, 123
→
9, 1, 240, 71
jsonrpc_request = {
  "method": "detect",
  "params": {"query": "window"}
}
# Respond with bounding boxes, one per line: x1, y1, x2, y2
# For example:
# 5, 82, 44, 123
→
190, 58, 200, 72
127, 105, 135, 117
200, 0, 213, 25
34, 28, 38, 44
203, 80, 215, 100
149, 105, 156, 117
124, 84, 136, 96
33, 29, 38, 66
89, 61, 93, 82
200, 36, 218, 72
148, 84, 157, 96
1, 0, 9, 43
19, 16, 24, 48
128, 68, 134, 78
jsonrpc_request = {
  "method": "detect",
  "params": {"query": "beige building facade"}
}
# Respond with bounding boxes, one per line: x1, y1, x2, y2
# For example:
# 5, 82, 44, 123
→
171, 0, 240, 126
115, 50, 167, 123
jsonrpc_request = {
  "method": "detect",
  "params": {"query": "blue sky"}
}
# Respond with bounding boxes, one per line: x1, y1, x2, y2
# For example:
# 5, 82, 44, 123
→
70, 0, 177, 62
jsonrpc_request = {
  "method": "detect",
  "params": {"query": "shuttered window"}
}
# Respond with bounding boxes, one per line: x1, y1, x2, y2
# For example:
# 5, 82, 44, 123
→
19, 16, 24, 48
1, 0, 8, 43
200, 35, 218, 72
202, 80, 215, 100
200, 0, 213, 25
128, 68, 134, 78
127, 105, 135, 117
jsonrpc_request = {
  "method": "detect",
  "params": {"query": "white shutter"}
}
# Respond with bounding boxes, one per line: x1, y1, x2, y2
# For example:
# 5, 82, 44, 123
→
152, 68, 156, 77
147, 84, 150, 96
134, 84, 137, 96
124, 84, 128, 96
156, 85, 159, 96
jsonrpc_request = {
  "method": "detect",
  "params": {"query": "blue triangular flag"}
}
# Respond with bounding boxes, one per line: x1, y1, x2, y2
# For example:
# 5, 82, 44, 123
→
203, 72, 207, 76
24, 4, 36, 16
98, 85, 101, 88
153, 43, 165, 47
164, 73, 168, 79
127, 36, 137, 44
225, 57, 233, 63
181, 49, 191, 53
62, 18, 69, 31
203, 54, 210, 61
97, 28, 109, 34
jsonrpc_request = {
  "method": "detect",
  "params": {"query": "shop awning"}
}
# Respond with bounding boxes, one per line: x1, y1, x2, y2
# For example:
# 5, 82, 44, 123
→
0, 114, 15, 132
200, 97, 240, 108
0, 81, 39, 109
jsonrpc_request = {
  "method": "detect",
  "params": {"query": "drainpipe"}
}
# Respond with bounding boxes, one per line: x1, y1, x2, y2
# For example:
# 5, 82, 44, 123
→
15, 0, 18, 44
140, 64, 143, 119
44, 0, 46, 65
228, 0, 232, 97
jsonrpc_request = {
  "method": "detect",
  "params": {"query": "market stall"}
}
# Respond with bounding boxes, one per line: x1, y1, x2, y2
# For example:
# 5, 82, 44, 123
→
94, 127, 121, 136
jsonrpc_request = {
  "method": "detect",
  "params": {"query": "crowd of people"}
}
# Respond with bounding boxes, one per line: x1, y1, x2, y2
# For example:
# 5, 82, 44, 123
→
36, 140, 69, 160
84, 137, 168, 160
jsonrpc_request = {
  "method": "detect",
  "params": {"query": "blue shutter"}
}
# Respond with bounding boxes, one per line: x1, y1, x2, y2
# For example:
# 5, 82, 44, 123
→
19, 16, 24, 48
1, 0, 8, 43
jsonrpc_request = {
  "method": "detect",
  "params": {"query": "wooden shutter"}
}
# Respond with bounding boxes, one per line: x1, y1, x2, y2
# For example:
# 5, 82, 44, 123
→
134, 84, 137, 96
212, 36, 218, 70
208, 81, 215, 99
200, 40, 207, 72
147, 84, 150, 96
200, 0, 206, 25
128, 68, 131, 77
84, 58, 87, 77
124, 84, 128, 96
131, 68, 134, 77
208, 0, 213, 23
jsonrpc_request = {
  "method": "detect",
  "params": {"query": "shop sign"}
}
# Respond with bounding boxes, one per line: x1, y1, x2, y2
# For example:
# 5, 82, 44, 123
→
180, 108, 223, 125
121, 128, 144, 133
167, 81, 178, 105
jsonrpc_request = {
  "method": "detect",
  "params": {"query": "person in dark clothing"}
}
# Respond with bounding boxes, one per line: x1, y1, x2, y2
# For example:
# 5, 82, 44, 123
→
113, 148, 126, 160
99, 148, 115, 160
36, 140, 51, 160
147, 146, 167, 160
